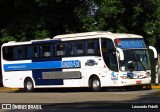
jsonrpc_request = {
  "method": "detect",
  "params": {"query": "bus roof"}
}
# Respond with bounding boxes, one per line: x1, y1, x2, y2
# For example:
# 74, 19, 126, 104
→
2, 31, 143, 46
53, 31, 143, 40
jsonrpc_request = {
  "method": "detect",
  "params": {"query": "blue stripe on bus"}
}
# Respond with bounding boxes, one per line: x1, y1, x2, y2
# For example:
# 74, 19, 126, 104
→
31, 39, 61, 44
4, 60, 80, 71
31, 39, 64, 85
32, 58, 64, 85
32, 69, 64, 85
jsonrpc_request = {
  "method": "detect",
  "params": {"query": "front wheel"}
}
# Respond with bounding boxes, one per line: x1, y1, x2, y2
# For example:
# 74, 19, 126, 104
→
24, 78, 35, 92
89, 76, 102, 92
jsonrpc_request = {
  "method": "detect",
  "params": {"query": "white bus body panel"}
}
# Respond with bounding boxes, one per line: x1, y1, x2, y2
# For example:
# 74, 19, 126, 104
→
2, 60, 33, 88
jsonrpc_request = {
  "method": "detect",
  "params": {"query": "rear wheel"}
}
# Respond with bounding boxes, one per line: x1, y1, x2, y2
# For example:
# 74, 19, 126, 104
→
24, 78, 35, 92
89, 76, 101, 92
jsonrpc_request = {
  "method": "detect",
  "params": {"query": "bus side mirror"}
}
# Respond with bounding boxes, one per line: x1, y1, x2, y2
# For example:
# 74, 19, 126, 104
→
116, 48, 124, 61
149, 46, 157, 59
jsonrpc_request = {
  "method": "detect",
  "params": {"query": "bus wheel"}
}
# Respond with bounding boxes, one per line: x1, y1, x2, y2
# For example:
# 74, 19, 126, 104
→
89, 76, 101, 92
24, 78, 35, 92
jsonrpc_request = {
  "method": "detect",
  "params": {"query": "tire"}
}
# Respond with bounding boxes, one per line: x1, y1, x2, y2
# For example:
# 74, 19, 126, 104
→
89, 76, 102, 92
24, 78, 35, 92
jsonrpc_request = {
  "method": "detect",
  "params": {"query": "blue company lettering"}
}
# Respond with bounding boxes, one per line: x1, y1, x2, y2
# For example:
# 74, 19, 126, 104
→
4, 60, 80, 71
61, 60, 80, 68
8, 65, 26, 69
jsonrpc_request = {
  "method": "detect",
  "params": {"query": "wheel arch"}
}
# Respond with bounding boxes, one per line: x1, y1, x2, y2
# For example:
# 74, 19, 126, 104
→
88, 74, 102, 92
24, 77, 35, 87
24, 77, 35, 92
88, 74, 100, 86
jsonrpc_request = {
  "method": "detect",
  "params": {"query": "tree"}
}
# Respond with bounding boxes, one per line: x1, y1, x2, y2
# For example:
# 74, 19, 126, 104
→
0, 0, 160, 50
75, 0, 160, 48
0, 0, 42, 41
0, 0, 81, 42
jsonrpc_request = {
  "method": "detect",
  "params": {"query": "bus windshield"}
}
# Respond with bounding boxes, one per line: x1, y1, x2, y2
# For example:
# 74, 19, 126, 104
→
120, 49, 150, 71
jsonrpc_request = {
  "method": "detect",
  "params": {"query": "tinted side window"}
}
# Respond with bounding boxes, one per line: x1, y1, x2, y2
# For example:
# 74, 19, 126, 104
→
70, 41, 84, 56
68, 42, 74, 56
76, 42, 84, 55
85, 40, 99, 55
2, 46, 14, 60
86, 40, 94, 54
101, 39, 118, 71
40, 45, 53, 58
55, 43, 67, 57
27, 46, 39, 59
13, 46, 26, 60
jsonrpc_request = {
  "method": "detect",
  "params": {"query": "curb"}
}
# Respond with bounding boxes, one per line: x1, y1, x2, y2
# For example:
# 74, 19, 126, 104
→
0, 87, 20, 92
150, 86, 160, 89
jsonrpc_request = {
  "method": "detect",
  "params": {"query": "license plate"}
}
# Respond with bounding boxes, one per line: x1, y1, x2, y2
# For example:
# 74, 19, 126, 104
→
136, 80, 141, 84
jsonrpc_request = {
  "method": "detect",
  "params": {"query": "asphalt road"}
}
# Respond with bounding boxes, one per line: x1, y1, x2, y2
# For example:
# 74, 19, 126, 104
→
0, 89, 160, 103
0, 88, 160, 111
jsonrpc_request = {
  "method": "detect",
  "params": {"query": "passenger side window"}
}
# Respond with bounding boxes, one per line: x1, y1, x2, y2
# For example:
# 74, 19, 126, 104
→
86, 40, 94, 54
56, 43, 67, 57
68, 41, 84, 56
40, 45, 52, 58
68, 42, 73, 56
13, 46, 26, 60
76, 42, 84, 55
27, 46, 39, 58
85, 40, 99, 55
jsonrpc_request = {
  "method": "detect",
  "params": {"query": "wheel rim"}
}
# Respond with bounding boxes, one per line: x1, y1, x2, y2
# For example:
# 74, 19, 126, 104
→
27, 81, 33, 90
92, 80, 100, 89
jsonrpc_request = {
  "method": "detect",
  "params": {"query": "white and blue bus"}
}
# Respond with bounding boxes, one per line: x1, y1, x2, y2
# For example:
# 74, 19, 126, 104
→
1, 31, 157, 92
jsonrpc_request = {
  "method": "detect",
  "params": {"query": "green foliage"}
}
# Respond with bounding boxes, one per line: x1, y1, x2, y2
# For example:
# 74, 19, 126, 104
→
0, 29, 17, 42
75, 0, 160, 48
148, 37, 157, 46
0, 0, 160, 53
35, 30, 50, 39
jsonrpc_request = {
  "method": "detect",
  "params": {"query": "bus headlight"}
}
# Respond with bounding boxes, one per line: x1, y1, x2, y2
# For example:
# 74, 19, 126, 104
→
146, 72, 151, 78
120, 76, 127, 79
